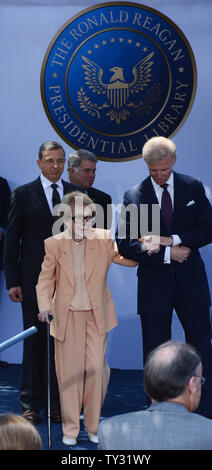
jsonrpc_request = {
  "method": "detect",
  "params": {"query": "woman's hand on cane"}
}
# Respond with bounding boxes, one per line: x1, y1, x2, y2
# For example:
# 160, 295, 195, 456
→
38, 310, 52, 325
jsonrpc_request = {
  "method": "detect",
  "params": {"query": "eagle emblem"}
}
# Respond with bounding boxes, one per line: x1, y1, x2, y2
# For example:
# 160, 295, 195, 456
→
77, 51, 162, 125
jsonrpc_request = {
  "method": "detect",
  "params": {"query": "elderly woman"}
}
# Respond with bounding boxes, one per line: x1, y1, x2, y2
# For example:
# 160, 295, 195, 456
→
36, 191, 137, 446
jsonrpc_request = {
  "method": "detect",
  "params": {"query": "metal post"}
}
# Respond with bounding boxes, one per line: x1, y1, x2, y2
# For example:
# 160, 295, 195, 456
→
47, 315, 53, 450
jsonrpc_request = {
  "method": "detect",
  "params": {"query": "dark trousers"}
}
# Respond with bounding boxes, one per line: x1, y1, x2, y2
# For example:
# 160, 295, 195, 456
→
140, 279, 212, 418
20, 301, 60, 412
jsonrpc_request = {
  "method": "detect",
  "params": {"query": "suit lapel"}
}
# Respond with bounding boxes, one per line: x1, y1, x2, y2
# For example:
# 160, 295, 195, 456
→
139, 177, 167, 235
87, 187, 97, 202
32, 178, 72, 218
62, 180, 77, 195
85, 230, 98, 284
170, 172, 187, 233
31, 177, 52, 218
58, 234, 75, 287
138, 177, 158, 205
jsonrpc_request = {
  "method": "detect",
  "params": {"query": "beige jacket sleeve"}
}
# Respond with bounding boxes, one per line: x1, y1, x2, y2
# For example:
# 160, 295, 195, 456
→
36, 238, 57, 313
105, 230, 138, 267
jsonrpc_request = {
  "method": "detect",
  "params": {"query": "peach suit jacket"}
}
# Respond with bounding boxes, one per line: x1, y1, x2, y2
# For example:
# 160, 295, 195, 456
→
36, 228, 137, 342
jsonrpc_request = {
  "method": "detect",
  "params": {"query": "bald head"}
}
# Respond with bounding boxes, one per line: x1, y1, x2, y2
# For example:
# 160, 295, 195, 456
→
143, 341, 201, 402
152, 343, 179, 367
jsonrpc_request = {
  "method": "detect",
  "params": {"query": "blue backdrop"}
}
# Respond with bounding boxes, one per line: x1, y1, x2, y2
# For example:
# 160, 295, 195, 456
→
0, 0, 211, 368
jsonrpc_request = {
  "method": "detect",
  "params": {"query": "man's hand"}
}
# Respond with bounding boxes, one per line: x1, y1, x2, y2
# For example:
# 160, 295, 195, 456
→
8, 286, 23, 302
139, 235, 160, 255
38, 310, 52, 325
170, 245, 191, 263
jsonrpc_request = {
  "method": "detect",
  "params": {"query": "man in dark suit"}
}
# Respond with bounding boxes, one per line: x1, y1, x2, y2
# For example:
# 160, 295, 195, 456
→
67, 149, 112, 229
116, 136, 212, 418
4, 141, 73, 423
0, 177, 11, 271
0, 177, 11, 368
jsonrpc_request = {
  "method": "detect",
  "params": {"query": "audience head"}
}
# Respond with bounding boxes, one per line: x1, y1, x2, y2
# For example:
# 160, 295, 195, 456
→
0, 414, 42, 450
37, 141, 66, 183
143, 340, 202, 412
142, 136, 176, 186
67, 149, 97, 190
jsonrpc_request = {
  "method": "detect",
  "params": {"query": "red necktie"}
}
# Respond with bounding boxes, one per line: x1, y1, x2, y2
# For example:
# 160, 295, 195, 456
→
161, 183, 172, 232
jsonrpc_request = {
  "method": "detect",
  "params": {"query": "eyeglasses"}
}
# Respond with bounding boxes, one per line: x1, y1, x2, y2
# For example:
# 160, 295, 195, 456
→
193, 376, 206, 386
72, 212, 96, 223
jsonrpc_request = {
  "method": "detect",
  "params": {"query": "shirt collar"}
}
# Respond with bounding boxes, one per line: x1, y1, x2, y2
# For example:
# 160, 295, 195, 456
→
151, 172, 173, 192
40, 173, 63, 189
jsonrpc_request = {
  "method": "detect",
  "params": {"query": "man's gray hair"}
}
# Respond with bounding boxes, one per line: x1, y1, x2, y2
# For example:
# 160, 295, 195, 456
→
38, 141, 65, 160
142, 137, 176, 164
67, 149, 97, 173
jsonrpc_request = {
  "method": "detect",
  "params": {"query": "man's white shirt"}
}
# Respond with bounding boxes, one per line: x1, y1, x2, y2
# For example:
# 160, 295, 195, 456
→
40, 174, 63, 213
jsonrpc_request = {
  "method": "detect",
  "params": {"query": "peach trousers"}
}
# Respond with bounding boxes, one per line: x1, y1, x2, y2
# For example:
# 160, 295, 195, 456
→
54, 309, 110, 438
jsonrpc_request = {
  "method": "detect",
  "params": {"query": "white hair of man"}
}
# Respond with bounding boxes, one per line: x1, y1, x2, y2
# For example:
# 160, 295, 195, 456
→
67, 149, 97, 174
142, 136, 176, 164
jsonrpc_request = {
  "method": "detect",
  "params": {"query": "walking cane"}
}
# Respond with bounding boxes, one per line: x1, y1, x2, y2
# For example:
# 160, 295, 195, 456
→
47, 314, 53, 450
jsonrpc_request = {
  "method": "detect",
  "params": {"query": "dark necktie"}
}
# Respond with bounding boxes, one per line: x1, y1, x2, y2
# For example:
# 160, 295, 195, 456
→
51, 183, 61, 207
161, 183, 172, 232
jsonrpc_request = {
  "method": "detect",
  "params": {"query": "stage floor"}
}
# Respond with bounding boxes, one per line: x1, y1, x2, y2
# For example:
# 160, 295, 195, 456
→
0, 364, 147, 450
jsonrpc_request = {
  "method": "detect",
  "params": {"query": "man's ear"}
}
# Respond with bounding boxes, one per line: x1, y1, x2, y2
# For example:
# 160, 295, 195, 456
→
69, 167, 75, 178
172, 155, 177, 166
36, 158, 42, 170
188, 376, 197, 394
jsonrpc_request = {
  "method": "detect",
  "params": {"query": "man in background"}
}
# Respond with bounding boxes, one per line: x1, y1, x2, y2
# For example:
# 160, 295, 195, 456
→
0, 176, 11, 368
98, 341, 212, 450
67, 149, 112, 229
4, 141, 73, 424
0, 176, 11, 271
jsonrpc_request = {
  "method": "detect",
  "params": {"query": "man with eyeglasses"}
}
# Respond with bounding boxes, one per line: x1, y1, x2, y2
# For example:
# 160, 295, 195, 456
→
4, 141, 73, 424
98, 341, 212, 450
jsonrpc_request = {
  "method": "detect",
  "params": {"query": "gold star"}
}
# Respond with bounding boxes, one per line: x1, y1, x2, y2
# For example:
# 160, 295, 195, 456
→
143, 47, 148, 52
119, 37, 124, 43
111, 38, 115, 43
102, 40, 107, 45
128, 39, 133, 44
88, 49, 92, 55
178, 66, 184, 73
136, 42, 141, 47
52, 72, 57, 78
94, 44, 99, 49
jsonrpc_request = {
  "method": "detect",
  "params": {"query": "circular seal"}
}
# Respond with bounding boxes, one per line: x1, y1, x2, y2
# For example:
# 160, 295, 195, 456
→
41, 1, 197, 162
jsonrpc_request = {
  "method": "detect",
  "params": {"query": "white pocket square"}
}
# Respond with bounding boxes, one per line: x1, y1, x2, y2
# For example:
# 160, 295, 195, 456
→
186, 200, 195, 207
